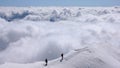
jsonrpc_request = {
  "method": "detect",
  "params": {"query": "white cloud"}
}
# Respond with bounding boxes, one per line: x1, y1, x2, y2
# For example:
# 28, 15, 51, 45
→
0, 7, 120, 64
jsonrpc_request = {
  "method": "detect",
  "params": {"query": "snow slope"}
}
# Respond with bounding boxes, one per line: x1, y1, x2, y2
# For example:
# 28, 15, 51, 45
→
0, 46, 120, 68
0, 7, 120, 68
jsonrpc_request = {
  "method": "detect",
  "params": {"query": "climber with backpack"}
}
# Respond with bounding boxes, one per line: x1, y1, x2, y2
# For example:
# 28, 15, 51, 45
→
45, 58, 48, 66
60, 53, 64, 62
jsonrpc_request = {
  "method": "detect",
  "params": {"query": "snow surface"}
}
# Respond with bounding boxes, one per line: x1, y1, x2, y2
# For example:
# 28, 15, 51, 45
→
0, 7, 120, 68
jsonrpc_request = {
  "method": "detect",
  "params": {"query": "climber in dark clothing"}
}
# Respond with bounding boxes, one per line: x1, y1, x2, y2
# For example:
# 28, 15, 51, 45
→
45, 58, 48, 66
60, 53, 64, 62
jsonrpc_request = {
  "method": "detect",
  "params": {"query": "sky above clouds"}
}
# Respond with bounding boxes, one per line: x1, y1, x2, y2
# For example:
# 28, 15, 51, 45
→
0, 0, 120, 7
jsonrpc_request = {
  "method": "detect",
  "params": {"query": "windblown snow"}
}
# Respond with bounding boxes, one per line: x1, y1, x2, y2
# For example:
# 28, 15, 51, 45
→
0, 7, 120, 68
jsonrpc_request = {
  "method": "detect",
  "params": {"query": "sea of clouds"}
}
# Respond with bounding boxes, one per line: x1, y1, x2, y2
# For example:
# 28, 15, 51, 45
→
0, 7, 120, 64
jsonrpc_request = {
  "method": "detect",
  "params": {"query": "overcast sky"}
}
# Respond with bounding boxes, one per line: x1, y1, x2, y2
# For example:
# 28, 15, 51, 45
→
0, 0, 120, 7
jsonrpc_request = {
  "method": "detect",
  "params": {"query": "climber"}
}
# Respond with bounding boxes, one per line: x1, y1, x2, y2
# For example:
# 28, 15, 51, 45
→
60, 53, 64, 62
45, 58, 48, 66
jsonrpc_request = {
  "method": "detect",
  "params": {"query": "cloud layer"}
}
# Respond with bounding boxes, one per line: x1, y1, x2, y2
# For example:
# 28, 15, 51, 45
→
0, 7, 120, 64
